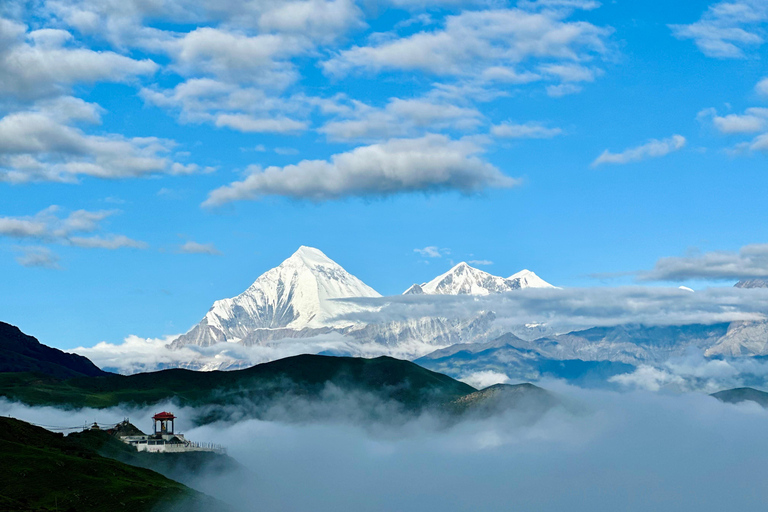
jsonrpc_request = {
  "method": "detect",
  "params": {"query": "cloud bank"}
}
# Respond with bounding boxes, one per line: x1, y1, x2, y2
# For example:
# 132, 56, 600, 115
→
5, 385, 768, 512
341, 286, 768, 331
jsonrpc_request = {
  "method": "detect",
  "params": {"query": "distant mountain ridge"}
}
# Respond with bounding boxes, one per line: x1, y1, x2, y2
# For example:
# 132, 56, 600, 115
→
0, 321, 108, 378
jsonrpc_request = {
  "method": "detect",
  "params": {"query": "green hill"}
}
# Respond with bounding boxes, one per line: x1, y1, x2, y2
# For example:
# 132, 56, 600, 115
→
0, 417, 229, 512
0, 322, 109, 379
0, 354, 477, 422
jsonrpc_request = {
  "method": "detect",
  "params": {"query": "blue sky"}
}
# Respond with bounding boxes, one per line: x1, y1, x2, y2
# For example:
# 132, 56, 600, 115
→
1, 0, 767, 349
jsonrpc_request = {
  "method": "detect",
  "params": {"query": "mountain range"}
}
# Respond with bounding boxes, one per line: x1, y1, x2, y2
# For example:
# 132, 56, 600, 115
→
169, 246, 556, 367
162, 246, 768, 381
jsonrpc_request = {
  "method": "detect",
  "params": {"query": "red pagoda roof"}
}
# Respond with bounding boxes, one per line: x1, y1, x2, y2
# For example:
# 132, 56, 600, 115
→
152, 411, 176, 420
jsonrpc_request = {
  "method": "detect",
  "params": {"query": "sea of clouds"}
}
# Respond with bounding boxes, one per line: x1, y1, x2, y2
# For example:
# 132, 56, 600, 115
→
4, 383, 768, 512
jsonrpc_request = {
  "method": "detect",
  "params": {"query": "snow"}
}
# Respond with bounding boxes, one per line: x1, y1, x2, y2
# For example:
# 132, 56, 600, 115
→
507, 269, 556, 289
173, 246, 381, 347
414, 262, 555, 295
172, 248, 555, 352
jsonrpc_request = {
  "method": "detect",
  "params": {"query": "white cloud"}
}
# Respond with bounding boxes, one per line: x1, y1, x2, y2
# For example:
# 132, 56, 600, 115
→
166, 27, 308, 89
341, 286, 768, 331
491, 122, 562, 139
468, 259, 493, 266
608, 349, 768, 393
140, 78, 308, 133
639, 244, 768, 282
71, 332, 418, 374
591, 135, 686, 167
539, 63, 598, 83
750, 132, 768, 151
274, 147, 299, 155
214, 113, 307, 133
0, 98, 198, 182
698, 82, 768, 155
609, 365, 685, 392
50, 0, 363, 49
0, 18, 156, 100
179, 241, 222, 255
699, 107, 768, 134
0, 217, 48, 238
0, 206, 110, 240
323, 8, 611, 84
415, 246, 448, 258
546, 83, 583, 97
758, 77, 768, 96
204, 134, 519, 205
320, 97, 483, 141
518, 0, 602, 11
14, 246, 60, 268
670, 0, 768, 59
460, 370, 511, 389
68, 234, 147, 249
257, 0, 365, 42
0, 206, 147, 264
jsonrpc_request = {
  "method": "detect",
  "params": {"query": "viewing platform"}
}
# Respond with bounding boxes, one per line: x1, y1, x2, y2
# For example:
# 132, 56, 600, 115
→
106, 412, 226, 454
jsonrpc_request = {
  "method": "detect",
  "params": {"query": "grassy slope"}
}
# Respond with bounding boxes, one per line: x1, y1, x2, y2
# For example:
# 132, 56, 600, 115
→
0, 354, 476, 412
0, 417, 229, 512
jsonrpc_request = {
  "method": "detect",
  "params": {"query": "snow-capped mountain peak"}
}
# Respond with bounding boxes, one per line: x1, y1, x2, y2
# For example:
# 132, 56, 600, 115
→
171, 246, 380, 348
404, 263, 556, 295
507, 269, 556, 289
283, 245, 338, 269
420, 262, 511, 295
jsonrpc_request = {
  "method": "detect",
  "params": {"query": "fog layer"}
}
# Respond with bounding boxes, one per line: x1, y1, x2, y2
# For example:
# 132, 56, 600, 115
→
4, 384, 768, 512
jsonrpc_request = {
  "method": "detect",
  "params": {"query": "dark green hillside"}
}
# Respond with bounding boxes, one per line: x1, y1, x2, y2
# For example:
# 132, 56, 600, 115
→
0, 417, 229, 512
0, 321, 109, 379
712, 387, 768, 407
0, 354, 476, 420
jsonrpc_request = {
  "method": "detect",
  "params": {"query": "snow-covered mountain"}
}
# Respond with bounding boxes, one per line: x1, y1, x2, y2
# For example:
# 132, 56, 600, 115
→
171, 246, 380, 348
404, 262, 554, 295
173, 251, 558, 352
508, 269, 555, 289
166, 247, 761, 378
